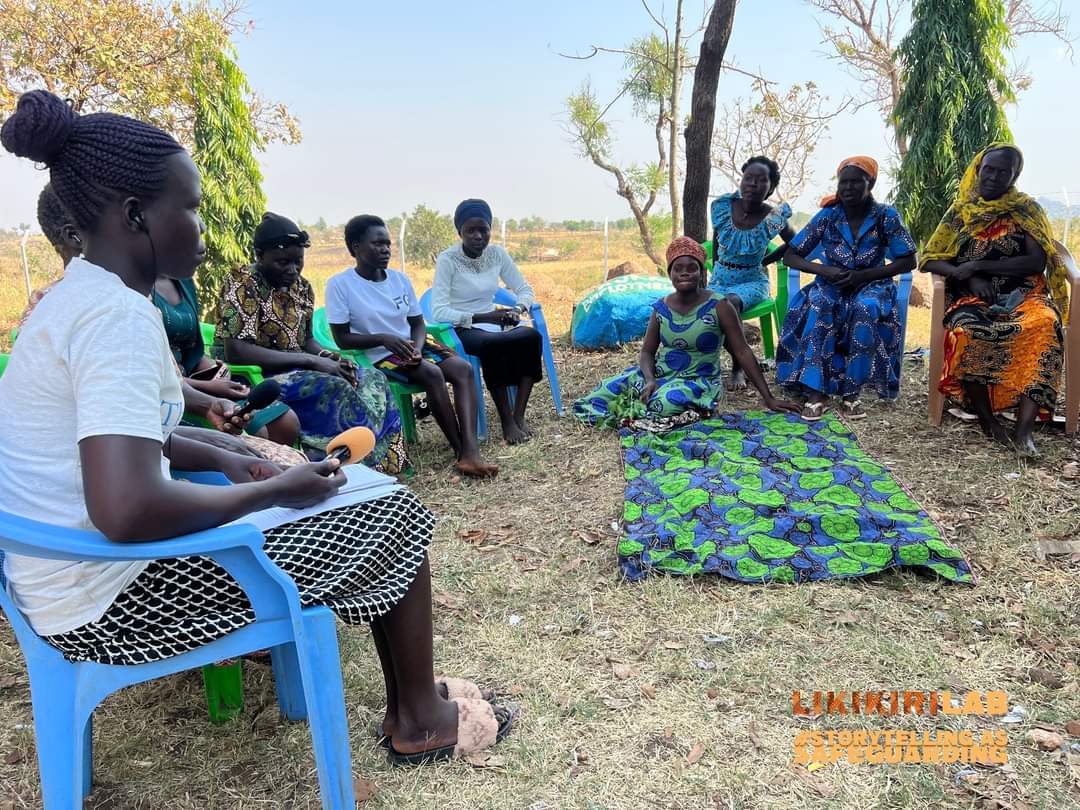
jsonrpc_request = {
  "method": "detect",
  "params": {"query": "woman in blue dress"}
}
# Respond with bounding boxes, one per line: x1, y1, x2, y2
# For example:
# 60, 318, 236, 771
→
776, 156, 917, 420
709, 156, 795, 389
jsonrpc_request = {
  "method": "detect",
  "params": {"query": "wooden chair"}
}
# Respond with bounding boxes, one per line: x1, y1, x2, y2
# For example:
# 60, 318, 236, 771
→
927, 239, 1080, 434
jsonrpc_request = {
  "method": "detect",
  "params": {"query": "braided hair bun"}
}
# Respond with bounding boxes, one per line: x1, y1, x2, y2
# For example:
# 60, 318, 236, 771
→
1, 89, 184, 230
0, 90, 76, 165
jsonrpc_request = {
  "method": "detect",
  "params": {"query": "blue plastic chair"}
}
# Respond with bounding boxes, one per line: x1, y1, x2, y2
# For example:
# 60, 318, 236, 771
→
419, 290, 564, 436
0, 470, 354, 809
782, 261, 914, 391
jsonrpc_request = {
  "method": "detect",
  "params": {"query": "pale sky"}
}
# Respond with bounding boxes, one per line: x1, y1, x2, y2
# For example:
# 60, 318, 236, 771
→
1, 0, 1076, 229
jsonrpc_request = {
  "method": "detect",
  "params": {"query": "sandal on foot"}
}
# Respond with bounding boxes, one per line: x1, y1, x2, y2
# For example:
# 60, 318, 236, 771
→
375, 678, 496, 746
388, 698, 514, 766
800, 401, 829, 421
841, 399, 867, 419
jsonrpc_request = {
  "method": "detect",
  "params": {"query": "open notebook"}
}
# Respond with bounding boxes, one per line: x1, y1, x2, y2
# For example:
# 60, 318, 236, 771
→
226, 464, 402, 532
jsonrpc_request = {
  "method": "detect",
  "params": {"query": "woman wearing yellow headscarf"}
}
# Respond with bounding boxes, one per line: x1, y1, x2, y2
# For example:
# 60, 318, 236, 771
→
922, 143, 1066, 458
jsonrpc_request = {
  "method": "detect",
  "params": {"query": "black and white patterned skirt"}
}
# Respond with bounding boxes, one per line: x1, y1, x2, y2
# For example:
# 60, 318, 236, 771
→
45, 489, 434, 666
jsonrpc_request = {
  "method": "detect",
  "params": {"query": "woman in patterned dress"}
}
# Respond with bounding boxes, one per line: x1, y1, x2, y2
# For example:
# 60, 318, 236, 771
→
574, 238, 799, 428
0, 91, 510, 766
776, 156, 918, 420
709, 156, 795, 388
214, 213, 407, 472
922, 143, 1067, 458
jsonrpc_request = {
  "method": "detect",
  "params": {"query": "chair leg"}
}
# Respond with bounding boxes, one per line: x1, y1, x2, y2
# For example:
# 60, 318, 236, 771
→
471, 358, 487, 441
396, 390, 417, 444
31, 672, 93, 807
270, 642, 307, 721
759, 314, 776, 361
1066, 325, 1080, 436
297, 609, 353, 810
541, 338, 564, 416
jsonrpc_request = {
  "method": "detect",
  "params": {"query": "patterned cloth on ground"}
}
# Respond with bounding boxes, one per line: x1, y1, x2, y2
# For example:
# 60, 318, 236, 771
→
574, 295, 726, 428
617, 412, 973, 585
45, 490, 434, 665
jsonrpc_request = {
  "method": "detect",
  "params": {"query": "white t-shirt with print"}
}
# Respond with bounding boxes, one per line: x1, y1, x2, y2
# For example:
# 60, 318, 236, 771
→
324, 267, 422, 363
0, 257, 184, 636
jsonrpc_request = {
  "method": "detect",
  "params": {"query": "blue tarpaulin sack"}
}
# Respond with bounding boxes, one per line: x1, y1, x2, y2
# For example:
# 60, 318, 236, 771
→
570, 275, 672, 350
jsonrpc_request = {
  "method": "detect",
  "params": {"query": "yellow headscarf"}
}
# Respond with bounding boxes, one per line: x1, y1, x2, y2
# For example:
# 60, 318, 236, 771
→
920, 142, 1068, 318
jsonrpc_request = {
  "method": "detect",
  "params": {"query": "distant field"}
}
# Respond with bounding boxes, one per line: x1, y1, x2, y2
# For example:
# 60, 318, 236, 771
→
0, 227, 944, 352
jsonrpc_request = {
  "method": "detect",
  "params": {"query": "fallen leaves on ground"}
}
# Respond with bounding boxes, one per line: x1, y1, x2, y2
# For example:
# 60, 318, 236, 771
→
352, 776, 377, 803
790, 764, 835, 798
611, 662, 637, 680
1065, 720, 1080, 737
640, 683, 657, 700
1029, 728, 1065, 751
464, 752, 506, 768
686, 742, 705, 765
1033, 538, 1080, 562
748, 722, 764, 752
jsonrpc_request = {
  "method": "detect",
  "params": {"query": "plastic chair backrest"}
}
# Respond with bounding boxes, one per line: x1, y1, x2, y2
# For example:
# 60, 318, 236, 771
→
200, 321, 215, 347
0, 353, 8, 378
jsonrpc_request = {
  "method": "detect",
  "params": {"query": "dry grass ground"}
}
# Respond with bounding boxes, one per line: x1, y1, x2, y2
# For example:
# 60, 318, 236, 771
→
0, 231, 1078, 809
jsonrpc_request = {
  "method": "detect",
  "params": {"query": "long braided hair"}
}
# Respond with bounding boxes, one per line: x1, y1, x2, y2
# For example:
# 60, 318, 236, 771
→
1, 90, 184, 231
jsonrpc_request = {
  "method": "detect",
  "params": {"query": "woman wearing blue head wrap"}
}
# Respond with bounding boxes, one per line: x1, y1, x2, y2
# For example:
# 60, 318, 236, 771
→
432, 199, 543, 444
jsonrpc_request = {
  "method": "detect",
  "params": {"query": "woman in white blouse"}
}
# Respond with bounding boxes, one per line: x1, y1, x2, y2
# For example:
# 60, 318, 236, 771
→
432, 199, 543, 444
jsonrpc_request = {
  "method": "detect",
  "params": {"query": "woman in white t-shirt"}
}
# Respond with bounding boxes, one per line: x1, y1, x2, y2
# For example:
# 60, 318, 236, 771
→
0, 90, 510, 766
327, 215, 497, 478
432, 199, 544, 444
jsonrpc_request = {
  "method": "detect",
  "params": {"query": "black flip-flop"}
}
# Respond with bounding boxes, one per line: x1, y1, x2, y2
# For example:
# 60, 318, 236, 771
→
388, 704, 514, 767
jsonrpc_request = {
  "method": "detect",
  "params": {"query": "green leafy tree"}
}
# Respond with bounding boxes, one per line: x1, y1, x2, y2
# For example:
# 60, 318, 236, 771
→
405, 205, 456, 267
893, 0, 1015, 246
187, 16, 266, 312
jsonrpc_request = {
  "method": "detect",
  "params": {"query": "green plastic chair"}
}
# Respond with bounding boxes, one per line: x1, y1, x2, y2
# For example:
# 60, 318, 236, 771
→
701, 240, 790, 360
0, 353, 8, 378
309, 309, 426, 444
198, 322, 265, 386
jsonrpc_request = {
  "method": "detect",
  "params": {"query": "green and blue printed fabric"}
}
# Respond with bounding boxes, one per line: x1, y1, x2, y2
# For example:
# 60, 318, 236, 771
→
618, 412, 974, 584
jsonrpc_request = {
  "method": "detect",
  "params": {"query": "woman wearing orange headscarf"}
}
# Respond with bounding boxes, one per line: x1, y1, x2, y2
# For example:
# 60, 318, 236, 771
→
574, 238, 799, 428
776, 156, 918, 420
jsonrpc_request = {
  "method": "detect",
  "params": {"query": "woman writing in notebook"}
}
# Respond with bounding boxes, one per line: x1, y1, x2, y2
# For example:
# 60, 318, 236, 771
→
0, 90, 512, 765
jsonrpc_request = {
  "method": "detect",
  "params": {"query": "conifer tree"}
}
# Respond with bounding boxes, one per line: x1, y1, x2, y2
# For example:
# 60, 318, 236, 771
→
893, 0, 1014, 246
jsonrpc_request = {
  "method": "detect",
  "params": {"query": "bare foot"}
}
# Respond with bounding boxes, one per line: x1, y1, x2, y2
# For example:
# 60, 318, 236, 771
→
1014, 429, 1039, 459
729, 368, 748, 391
978, 416, 1013, 449
515, 416, 534, 436
455, 457, 499, 478
502, 422, 530, 444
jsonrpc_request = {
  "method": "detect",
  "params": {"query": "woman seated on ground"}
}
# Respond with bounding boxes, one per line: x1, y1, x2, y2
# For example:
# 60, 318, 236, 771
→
709, 156, 795, 388
0, 90, 510, 765
432, 199, 543, 444
327, 215, 497, 478
574, 237, 800, 428
921, 143, 1066, 458
152, 273, 300, 447
214, 213, 407, 472
776, 156, 917, 420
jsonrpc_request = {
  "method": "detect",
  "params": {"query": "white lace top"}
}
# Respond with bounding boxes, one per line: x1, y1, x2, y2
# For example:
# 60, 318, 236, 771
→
431, 243, 536, 328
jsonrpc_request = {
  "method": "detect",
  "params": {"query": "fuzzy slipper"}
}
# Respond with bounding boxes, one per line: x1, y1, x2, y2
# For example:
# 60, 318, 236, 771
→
375, 678, 496, 747
388, 698, 514, 766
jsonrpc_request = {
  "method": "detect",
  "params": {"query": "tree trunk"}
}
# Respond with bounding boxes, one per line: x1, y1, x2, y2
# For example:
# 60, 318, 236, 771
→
668, 0, 684, 239
681, 0, 736, 243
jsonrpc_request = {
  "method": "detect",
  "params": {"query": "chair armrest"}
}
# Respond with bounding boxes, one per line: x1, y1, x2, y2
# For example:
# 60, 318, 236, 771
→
0, 512, 265, 563
1056, 240, 1080, 329
227, 363, 265, 386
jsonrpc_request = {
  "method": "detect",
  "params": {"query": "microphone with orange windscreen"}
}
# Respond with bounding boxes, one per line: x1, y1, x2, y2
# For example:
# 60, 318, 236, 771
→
325, 427, 376, 467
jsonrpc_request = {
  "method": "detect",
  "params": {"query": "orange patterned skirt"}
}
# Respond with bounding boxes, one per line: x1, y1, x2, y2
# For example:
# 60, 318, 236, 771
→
939, 276, 1063, 412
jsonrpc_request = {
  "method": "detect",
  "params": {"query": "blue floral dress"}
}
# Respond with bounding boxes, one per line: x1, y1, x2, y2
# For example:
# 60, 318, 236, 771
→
574, 296, 726, 428
776, 202, 916, 400
708, 192, 792, 309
